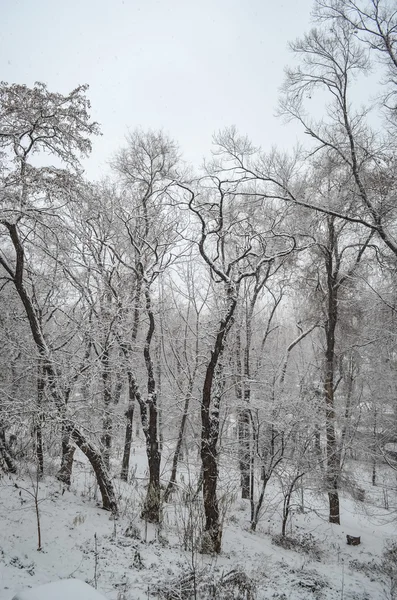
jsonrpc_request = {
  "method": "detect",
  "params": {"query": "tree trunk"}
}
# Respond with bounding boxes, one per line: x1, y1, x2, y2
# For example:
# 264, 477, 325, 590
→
156, 338, 164, 452
56, 444, 76, 486
250, 424, 284, 531
251, 475, 270, 532
140, 281, 161, 523
235, 328, 251, 499
71, 427, 118, 514
164, 385, 192, 502
120, 370, 135, 482
0, 426, 17, 474
201, 284, 237, 554
372, 407, 377, 486
238, 409, 251, 499
119, 276, 141, 482
35, 362, 45, 476
281, 473, 305, 536
324, 218, 340, 525
1, 223, 117, 512
101, 348, 112, 471
142, 419, 161, 522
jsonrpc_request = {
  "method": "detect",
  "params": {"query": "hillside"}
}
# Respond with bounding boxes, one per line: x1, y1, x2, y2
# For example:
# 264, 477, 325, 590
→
1, 447, 395, 600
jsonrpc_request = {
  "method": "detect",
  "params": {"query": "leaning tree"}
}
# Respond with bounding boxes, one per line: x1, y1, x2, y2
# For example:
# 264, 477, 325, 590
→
0, 82, 117, 513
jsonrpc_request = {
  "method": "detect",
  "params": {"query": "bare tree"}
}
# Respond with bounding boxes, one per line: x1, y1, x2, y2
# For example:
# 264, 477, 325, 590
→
278, 13, 397, 257
111, 129, 182, 523
0, 82, 117, 513
315, 0, 397, 112
180, 157, 297, 552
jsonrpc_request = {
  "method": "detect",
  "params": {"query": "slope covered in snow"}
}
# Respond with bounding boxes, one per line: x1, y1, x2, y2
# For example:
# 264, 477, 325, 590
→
0, 449, 396, 599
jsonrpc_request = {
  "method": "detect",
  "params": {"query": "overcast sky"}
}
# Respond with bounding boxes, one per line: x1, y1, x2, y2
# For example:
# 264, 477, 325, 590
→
1, 0, 314, 179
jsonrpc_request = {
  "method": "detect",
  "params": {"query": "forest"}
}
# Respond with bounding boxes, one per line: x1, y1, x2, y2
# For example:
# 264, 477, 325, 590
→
1, 1, 397, 599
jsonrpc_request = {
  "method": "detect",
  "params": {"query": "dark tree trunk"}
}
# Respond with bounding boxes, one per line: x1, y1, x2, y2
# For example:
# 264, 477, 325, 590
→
156, 338, 164, 452
119, 276, 141, 482
101, 348, 112, 470
251, 475, 270, 532
201, 284, 237, 554
235, 328, 250, 499
238, 409, 251, 499
139, 282, 161, 523
0, 223, 117, 514
56, 444, 76, 486
142, 414, 161, 522
324, 218, 340, 525
71, 427, 118, 514
281, 473, 305, 537
35, 362, 45, 476
322, 218, 370, 524
0, 427, 17, 474
59, 403, 72, 476
120, 371, 135, 482
372, 407, 377, 486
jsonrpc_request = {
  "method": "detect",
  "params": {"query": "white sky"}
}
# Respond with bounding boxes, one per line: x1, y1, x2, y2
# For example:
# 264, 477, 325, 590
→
1, 0, 314, 179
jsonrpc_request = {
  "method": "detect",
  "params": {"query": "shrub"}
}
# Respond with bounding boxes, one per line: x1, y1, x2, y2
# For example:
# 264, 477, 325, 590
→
272, 533, 322, 561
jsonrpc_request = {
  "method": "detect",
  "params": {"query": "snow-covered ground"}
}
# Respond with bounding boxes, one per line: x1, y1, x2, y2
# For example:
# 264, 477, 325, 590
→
0, 447, 396, 599
11, 579, 108, 600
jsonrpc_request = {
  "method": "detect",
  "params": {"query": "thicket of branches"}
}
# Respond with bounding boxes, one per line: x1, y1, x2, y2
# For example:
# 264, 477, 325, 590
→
1, 0, 397, 555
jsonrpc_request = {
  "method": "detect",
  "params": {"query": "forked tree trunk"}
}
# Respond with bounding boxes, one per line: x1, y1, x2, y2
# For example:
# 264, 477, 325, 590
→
250, 424, 284, 531
281, 472, 305, 537
250, 474, 270, 532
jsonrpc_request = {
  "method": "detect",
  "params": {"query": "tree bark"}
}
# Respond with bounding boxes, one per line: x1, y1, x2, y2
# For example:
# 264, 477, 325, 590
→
35, 361, 45, 476
120, 370, 135, 482
119, 275, 142, 481
201, 284, 237, 553
100, 348, 112, 471
56, 444, 76, 486
0, 426, 17, 474
71, 428, 118, 513
324, 218, 340, 525
235, 328, 251, 499
139, 281, 162, 523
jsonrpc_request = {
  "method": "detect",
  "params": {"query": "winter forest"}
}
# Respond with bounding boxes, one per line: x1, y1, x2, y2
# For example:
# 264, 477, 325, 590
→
1, 1, 397, 599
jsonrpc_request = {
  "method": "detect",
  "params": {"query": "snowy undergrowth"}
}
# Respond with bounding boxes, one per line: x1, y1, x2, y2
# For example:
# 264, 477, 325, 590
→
0, 447, 396, 599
